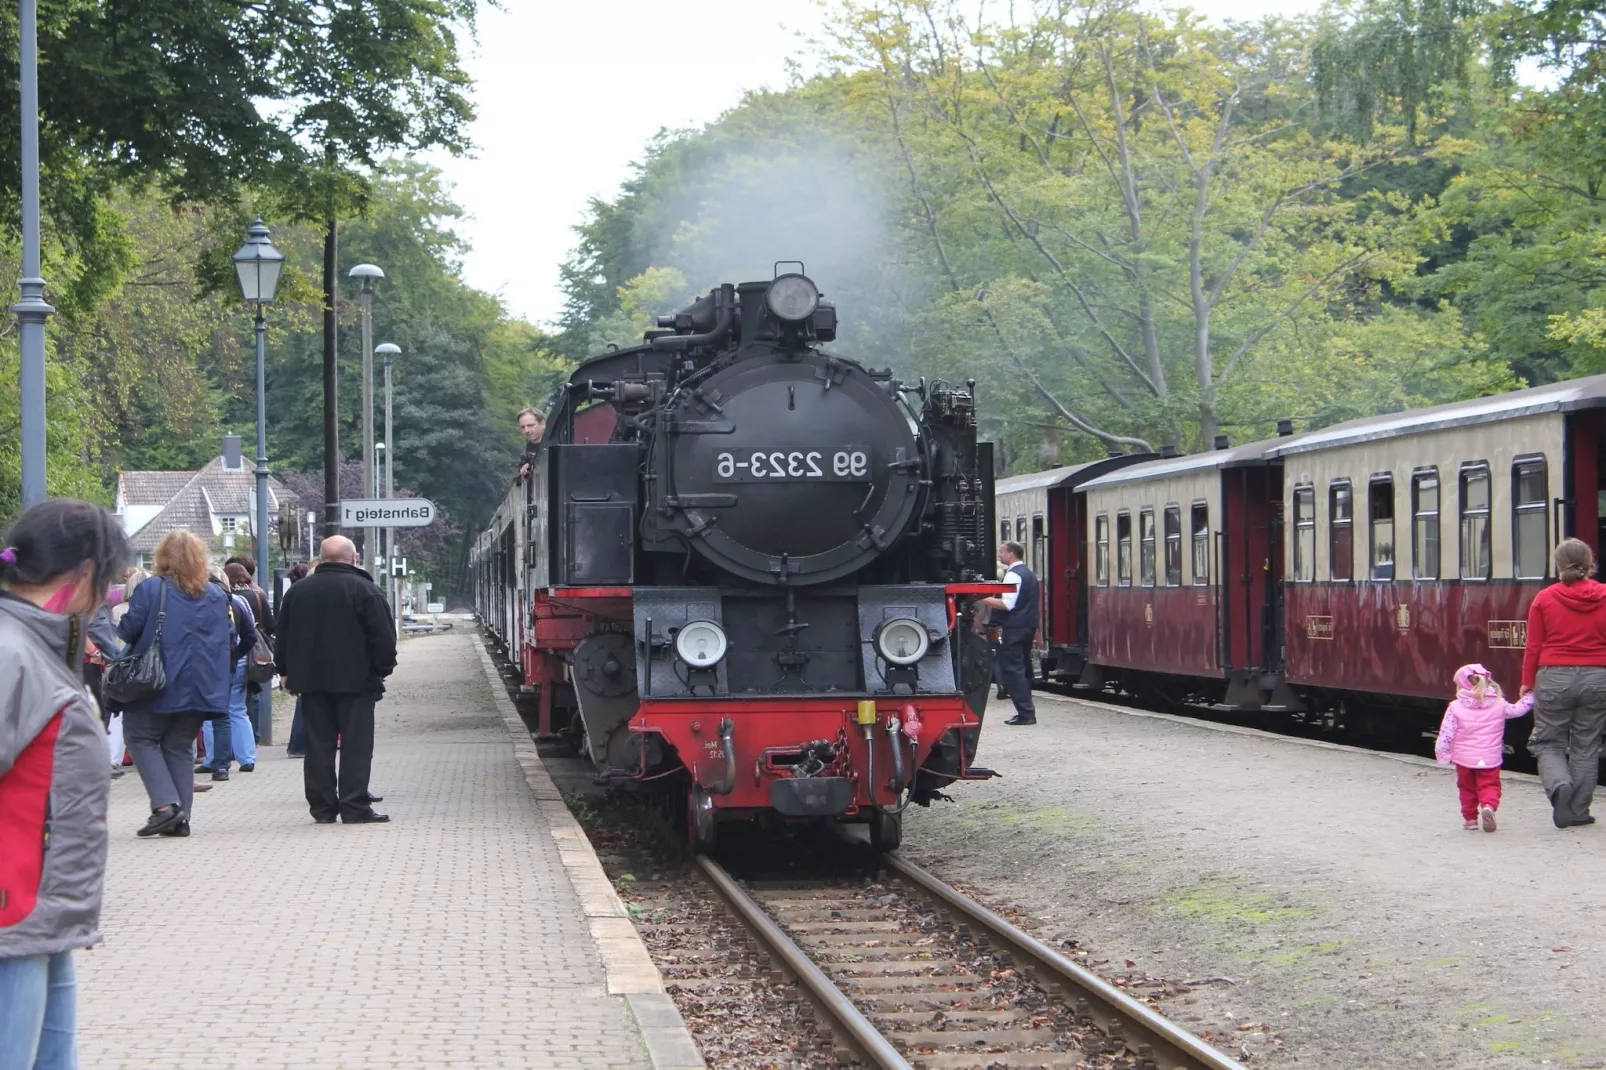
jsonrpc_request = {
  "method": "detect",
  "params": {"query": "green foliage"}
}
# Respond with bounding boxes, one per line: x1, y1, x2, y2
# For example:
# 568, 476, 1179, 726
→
560, 0, 1512, 468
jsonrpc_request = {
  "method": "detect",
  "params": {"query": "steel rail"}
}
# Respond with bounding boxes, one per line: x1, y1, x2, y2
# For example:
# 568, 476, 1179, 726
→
886, 852, 1250, 1070
693, 856, 913, 1070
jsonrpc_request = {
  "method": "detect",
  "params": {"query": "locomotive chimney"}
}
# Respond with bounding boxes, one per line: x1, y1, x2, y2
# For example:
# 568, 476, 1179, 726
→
1160, 444, 1181, 459
1276, 418, 1294, 437
1213, 434, 1229, 450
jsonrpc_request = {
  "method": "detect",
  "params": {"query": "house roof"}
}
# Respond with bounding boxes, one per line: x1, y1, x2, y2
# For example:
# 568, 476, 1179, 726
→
118, 471, 196, 506
121, 456, 296, 553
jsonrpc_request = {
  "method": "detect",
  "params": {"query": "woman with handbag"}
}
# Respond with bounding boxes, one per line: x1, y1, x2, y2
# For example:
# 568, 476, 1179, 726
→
0, 498, 131, 1070
115, 531, 248, 838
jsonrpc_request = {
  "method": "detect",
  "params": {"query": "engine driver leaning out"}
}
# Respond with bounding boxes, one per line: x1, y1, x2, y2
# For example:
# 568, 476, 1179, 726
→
517, 406, 546, 479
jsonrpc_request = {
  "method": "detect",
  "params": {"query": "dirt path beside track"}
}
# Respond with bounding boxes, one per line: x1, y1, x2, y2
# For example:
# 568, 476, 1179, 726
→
903, 693, 1606, 1069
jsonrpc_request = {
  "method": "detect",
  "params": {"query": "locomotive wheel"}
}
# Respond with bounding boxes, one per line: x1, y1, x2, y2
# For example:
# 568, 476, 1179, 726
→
689, 787, 719, 854
868, 809, 903, 852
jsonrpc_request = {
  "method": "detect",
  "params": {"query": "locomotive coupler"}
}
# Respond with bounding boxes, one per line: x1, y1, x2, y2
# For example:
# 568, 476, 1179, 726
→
701, 717, 736, 796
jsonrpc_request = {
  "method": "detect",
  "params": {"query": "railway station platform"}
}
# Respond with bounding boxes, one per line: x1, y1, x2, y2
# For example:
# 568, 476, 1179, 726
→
905, 692, 1606, 1070
76, 630, 702, 1070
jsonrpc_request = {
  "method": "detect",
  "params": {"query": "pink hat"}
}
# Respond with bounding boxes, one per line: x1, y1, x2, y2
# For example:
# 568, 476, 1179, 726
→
1455, 663, 1493, 690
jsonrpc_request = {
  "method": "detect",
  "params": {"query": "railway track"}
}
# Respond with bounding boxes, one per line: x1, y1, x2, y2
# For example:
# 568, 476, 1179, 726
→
694, 851, 1247, 1070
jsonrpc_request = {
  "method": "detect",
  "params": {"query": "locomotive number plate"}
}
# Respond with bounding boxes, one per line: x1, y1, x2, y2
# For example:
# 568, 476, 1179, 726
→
714, 448, 871, 482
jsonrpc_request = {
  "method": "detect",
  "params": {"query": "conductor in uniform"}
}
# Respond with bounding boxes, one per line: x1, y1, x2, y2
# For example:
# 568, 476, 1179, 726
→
275, 535, 398, 823
980, 541, 1039, 726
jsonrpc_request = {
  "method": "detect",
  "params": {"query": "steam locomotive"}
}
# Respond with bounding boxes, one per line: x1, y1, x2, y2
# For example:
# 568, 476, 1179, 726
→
471, 271, 1001, 849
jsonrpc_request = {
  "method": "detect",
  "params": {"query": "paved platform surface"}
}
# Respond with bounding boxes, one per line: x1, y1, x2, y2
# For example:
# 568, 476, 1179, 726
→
904, 692, 1606, 1069
80, 630, 700, 1070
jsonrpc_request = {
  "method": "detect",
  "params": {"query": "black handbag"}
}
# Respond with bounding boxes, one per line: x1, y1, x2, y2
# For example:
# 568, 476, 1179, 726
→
104, 579, 168, 705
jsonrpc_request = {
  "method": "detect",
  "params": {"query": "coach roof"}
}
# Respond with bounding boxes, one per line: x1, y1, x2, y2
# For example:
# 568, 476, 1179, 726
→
995, 453, 1158, 495
1264, 372, 1606, 458
1080, 437, 1292, 491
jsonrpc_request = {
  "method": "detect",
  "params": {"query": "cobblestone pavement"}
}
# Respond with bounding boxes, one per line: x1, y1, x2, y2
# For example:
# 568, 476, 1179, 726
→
79, 631, 657, 1070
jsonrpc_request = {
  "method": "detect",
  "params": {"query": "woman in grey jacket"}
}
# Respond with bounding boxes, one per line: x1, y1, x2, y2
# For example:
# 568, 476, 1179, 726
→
0, 499, 130, 1070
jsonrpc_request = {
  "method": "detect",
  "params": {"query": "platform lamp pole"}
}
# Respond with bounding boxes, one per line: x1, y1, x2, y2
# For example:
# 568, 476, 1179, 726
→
349, 263, 384, 568
14, 0, 53, 505
231, 218, 285, 746
376, 342, 401, 629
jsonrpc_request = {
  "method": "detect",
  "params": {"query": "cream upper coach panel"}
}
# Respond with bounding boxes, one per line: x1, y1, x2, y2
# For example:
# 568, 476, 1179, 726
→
1280, 413, 1564, 584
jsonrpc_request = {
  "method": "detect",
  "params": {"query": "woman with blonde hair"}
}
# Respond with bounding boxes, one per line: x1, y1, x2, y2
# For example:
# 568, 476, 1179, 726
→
115, 531, 251, 837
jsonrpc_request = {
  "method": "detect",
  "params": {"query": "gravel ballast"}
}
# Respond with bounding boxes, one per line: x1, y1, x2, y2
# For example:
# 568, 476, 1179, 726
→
902, 693, 1606, 1069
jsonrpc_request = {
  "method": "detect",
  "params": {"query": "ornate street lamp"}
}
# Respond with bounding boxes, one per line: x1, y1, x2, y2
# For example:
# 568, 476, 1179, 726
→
14, 0, 54, 504
231, 217, 284, 744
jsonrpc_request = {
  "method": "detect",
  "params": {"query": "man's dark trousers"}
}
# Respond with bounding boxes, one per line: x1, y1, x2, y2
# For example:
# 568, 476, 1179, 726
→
301, 691, 377, 820
997, 630, 1037, 721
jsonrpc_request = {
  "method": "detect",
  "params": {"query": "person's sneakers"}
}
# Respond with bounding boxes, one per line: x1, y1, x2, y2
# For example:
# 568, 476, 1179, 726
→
1550, 787, 1576, 829
238, 763, 255, 772
1479, 805, 1497, 833
194, 764, 215, 775
995, 688, 1008, 700
1463, 819, 1479, 831
341, 811, 390, 824
136, 804, 184, 837
1573, 813, 1597, 826
211, 769, 230, 782
158, 819, 191, 838
193, 782, 213, 793
110, 768, 125, 779
1004, 714, 1037, 726
312, 815, 337, 824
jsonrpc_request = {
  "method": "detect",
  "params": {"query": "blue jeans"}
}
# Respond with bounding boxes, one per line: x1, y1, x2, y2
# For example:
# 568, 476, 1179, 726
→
203, 664, 256, 769
0, 951, 77, 1070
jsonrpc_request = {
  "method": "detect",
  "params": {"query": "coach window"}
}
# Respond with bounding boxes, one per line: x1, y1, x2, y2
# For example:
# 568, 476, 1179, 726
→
1329, 480, 1354, 581
1016, 517, 1027, 546
1191, 502, 1210, 585
1095, 514, 1110, 586
1293, 485, 1315, 582
1117, 511, 1132, 586
1369, 476, 1395, 581
1000, 520, 1010, 544
1139, 508, 1156, 587
1163, 505, 1182, 585
1513, 457, 1549, 580
1031, 515, 1047, 576
1412, 469, 1440, 580
1459, 463, 1492, 580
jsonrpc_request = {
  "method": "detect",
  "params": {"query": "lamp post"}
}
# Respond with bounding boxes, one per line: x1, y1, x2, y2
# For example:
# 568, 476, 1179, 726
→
349, 263, 384, 565
14, 0, 54, 505
231, 218, 285, 746
376, 342, 401, 630
373, 443, 385, 575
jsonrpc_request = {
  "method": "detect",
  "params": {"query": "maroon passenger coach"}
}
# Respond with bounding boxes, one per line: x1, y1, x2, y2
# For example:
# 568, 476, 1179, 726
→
1029, 374, 1606, 725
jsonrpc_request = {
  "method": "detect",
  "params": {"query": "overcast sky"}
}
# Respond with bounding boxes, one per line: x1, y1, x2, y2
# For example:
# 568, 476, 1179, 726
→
434, 0, 1320, 328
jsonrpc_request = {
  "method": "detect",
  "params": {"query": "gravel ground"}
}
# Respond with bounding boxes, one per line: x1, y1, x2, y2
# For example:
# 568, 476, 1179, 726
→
902, 693, 1606, 1069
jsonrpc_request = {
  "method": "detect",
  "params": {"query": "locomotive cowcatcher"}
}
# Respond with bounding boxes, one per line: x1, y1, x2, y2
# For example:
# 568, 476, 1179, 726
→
472, 270, 1000, 849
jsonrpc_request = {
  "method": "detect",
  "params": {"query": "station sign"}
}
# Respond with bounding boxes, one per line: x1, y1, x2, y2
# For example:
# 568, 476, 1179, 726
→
339, 498, 437, 528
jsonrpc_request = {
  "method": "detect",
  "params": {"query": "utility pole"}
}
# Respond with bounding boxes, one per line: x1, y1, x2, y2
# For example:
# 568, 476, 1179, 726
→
14, 0, 54, 505
321, 214, 340, 539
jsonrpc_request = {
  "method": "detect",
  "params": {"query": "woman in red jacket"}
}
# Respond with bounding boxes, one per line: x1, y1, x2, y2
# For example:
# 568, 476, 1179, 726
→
1522, 538, 1606, 828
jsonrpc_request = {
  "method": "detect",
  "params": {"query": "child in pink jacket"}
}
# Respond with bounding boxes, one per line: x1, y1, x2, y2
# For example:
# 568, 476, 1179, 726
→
1435, 663, 1534, 832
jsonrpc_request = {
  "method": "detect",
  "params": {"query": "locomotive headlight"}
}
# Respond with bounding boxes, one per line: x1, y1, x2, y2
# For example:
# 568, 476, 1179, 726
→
766, 274, 820, 323
675, 620, 728, 667
874, 617, 930, 666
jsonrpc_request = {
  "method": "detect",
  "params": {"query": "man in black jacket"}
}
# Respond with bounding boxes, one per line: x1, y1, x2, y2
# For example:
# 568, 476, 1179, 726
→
274, 535, 398, 824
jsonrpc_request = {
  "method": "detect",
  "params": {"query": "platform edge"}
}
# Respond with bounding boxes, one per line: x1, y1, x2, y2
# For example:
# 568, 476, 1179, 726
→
473, 634, 707, 1070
